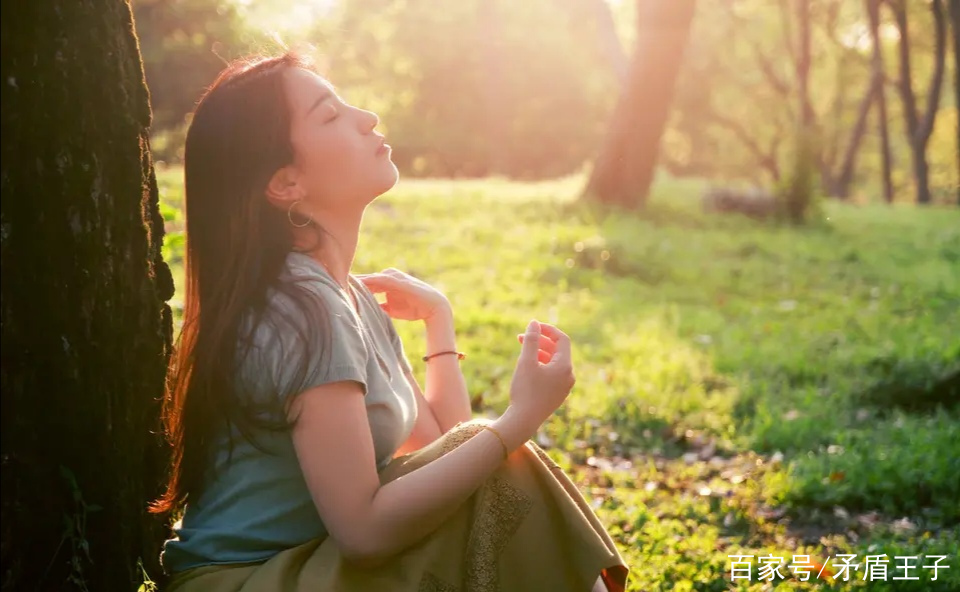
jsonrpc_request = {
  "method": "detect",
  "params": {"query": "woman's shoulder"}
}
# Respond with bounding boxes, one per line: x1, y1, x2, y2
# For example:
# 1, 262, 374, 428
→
281, 252, 340, 292
243, 253, 358, 339
235, 252, 370, 400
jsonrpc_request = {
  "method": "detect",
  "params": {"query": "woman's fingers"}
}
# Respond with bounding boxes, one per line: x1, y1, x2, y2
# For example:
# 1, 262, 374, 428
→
536, 322, 571, 364
356, 272, 401, 293
518, 334, 556, 364
517, 333, 557, 354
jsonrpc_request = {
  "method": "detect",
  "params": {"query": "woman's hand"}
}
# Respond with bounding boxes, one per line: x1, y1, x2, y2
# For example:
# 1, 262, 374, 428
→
356, 268, 451, 323
517, 328, 561, 364
501, 320, 576, 443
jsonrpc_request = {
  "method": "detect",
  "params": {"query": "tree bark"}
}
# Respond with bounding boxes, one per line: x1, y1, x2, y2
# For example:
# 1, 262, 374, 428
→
0, 1, 173, 590
889, 0, 948, 204
583, 0, 697, 208
868, 0, 895, 203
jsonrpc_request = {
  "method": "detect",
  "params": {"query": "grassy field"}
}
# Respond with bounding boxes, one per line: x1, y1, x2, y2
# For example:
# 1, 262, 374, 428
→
157, 165, 960, 591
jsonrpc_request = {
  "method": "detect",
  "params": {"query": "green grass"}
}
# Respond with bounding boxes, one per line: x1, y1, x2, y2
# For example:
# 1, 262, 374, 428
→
156, 165, 960, 591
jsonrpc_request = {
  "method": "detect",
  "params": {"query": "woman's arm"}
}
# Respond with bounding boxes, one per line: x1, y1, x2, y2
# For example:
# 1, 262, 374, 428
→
288, 380, 534, 568
421, 307, 472, 432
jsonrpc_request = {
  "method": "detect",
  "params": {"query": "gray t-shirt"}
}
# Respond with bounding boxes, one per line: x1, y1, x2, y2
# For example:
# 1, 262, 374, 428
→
161, 251, 418, 574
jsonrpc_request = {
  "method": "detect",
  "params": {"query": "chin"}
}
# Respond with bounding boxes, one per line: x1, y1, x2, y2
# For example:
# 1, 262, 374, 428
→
373, 162, 400, 196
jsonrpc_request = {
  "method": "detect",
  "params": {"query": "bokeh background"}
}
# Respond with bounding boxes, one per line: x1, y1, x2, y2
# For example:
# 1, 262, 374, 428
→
136, 0, 957, 199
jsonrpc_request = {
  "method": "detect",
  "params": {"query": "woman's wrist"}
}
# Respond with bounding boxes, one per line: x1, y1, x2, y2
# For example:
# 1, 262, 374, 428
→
424, 308, 456, 352
492, 406, 538, 452
424, 301, 452, 326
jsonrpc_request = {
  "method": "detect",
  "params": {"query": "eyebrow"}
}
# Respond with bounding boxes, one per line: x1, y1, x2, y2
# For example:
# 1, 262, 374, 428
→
306, 88, 335, 115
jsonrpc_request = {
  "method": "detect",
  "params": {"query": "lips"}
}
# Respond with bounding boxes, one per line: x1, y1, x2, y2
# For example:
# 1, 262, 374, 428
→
376, 138, 391, 155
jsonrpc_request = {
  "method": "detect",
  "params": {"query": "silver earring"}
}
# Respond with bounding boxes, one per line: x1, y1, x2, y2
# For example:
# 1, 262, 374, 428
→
287, 199, 312, 228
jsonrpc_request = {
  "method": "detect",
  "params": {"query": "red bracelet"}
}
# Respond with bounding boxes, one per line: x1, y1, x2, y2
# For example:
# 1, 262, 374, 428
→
422, 350, 466, 362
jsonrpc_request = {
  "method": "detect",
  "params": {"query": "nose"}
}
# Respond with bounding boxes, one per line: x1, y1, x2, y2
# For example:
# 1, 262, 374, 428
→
359, 107, 379, 132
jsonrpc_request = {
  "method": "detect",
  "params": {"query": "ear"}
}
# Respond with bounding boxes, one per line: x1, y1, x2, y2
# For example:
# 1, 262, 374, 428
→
265, 164, 302, 208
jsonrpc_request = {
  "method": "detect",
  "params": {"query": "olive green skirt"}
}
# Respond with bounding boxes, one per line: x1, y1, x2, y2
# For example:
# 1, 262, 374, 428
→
165, 419, 630, 592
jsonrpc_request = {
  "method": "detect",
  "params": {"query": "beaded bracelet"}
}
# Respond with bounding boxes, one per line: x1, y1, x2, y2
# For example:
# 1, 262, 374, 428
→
422, 350, 466, 362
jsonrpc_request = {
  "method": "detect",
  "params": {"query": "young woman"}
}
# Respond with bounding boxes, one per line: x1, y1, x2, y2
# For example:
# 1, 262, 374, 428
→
153, 52, 629, 592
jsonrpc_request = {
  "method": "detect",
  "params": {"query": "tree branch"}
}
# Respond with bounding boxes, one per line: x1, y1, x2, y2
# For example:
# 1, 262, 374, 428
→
754, 47, 792, 97
887, 0, 920, 139
707, 111, 782, 181
777, 0, 798, 64
718, 2, 792, 97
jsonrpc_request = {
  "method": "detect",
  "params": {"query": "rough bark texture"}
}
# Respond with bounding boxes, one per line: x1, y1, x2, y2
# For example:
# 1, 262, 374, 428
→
583, 0, 697, 208
0, 1, 173, 590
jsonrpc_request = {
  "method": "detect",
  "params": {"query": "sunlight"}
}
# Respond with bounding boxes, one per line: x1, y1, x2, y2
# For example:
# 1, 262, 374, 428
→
238, 0, 338, 36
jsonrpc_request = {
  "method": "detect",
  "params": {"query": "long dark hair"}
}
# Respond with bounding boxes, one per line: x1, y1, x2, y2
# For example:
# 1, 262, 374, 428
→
150, 53, 338, 516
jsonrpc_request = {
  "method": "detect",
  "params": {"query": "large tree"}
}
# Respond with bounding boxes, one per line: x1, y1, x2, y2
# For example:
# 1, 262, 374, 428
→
582, 0, 697, 208
0, 1, 173, 590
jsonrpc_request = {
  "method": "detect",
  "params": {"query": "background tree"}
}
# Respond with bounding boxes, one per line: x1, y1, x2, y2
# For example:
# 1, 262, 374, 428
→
949, 0, 960, 205
130, 0, 958, 203
887, 0, 947, 205
666, 0, 956, 205
0, 0, 173, 589
582, 0, 698, 208
867, 0, 895, 204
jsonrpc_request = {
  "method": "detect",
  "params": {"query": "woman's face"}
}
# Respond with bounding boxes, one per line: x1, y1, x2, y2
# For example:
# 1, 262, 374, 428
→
281, 67, 398, 213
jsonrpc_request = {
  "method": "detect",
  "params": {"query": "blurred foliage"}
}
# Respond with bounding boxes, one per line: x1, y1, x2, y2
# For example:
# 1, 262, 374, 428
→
670, 0, 957, 205
134, 0, 619, 177
133, 0, 267, 160
776, 127, 823, 224
308, 0, 620, 178
134, 0, 957, 201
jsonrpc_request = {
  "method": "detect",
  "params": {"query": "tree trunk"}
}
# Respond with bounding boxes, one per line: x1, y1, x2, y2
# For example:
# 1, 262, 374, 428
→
582, 0, 697, 208
948, 0, 960, 206
868, 0, 895, 203
796, 0, 815, 130
0, 1, 173, 590
834, 70, 880, 199
890, 0, 947, 205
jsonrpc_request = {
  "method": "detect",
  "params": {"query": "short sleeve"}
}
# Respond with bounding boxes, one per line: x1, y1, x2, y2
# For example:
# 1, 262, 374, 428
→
236, 283, 369, 410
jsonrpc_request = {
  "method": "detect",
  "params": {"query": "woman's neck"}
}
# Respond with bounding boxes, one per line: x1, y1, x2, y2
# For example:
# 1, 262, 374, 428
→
305, 234, 359, 291
290, 206, 363, 291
